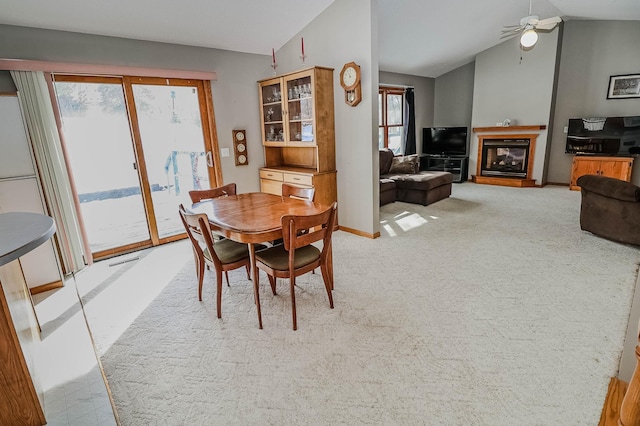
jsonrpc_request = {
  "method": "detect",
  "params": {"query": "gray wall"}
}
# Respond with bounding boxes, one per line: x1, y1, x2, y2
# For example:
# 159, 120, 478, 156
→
277, 0, 378, 235
0, 70, 15, 92
434, 61, 475, 156
379, 71, 435, 154
0, 24, 269, 194
434, 61, 475, 129
470, 28, 560, 184
548, 20, 640, 185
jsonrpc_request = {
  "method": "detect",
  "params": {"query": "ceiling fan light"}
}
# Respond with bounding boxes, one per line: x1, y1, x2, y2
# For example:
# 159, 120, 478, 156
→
520, 29, 538, 48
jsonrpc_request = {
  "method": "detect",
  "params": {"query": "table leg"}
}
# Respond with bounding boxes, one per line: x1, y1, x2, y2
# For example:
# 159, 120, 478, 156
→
249, 243, 263, 329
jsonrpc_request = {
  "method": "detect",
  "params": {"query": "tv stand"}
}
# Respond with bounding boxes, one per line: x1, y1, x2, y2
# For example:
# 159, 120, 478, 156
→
420, 154, 468, 183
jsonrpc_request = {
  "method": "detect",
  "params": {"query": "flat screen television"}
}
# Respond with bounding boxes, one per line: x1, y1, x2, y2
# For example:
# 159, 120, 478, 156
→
565, 116, 640, 156
422, 127, 468, 156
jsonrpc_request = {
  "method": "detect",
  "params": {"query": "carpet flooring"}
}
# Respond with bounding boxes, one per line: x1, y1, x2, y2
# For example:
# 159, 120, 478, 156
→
80, 183, 640, 425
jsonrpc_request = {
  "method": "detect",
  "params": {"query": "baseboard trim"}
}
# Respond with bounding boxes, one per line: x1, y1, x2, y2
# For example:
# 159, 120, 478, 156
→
599, 376, 628, 426
338, 226, 379, 239
544, 182, 570, 187
30, 280, 64, 295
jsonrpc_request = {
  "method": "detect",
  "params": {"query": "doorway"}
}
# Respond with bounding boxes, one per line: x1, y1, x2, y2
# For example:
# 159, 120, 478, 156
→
53, 75, 219, 260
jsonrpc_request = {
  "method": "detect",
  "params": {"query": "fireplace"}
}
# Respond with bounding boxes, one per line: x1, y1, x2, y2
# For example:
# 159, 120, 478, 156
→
480, 139, 530, 178
472, 127, 543, 187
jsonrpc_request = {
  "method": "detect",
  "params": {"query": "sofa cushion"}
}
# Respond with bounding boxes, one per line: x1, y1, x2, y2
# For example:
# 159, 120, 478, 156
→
388, 171, 453, 191
577, 174, 640, 202
380, 149, 395, 175
380, 178, 397, 206
389, 154, 420, 174
379, 178, 397, 192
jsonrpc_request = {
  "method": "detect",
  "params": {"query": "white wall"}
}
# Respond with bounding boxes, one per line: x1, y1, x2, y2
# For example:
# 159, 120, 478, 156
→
470, 29, 560, 184
0, 24, 269, 194
548, 21, 640, 186
276, 0, 379, 236
379, 71, 435, 154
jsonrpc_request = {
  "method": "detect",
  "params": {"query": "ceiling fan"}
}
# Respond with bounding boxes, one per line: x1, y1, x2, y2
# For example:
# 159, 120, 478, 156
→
501, 0, 562, 49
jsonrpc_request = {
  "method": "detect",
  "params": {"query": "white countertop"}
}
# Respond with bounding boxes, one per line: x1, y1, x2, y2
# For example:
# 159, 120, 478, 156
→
0, 212, 56, 267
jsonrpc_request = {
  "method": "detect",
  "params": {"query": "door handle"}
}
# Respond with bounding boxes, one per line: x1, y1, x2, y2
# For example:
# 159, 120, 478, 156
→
206, 151, 213, 167
133, 162, 137, 170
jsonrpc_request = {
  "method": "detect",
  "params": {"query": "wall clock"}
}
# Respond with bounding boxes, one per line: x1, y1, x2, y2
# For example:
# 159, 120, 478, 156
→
233, 130, 249, 166
339, 61, 362, 107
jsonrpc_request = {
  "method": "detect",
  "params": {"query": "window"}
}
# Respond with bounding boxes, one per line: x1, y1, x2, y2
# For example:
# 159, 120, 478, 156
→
378, 87, 405, 154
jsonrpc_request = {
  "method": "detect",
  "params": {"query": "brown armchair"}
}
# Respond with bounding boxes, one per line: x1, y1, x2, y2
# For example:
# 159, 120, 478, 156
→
576, 174, 640, 246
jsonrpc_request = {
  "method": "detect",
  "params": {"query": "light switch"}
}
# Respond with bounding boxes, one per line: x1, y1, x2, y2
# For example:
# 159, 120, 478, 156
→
221, 148, 230, 157
563, 126, 568, 133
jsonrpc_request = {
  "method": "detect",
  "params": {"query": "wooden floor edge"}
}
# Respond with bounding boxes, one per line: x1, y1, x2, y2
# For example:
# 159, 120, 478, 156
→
337, 226, 379, 239
29, 280, 64, 295
71, 281, 123, 426
599, 376, 628, 426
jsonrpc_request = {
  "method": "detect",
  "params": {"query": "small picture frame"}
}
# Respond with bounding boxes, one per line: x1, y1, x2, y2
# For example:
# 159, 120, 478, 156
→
607, 74, 640, 99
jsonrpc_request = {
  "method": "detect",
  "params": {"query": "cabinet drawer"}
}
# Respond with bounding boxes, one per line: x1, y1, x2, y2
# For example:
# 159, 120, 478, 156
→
260, 179, 283, 195
260, 170, 283, 181
283, 173, 313, 186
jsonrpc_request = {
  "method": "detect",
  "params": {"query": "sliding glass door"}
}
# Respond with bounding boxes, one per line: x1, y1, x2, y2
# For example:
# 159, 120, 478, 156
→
54, 78, 150, 254
53, 75, 218, 259
127, 78, 211, 240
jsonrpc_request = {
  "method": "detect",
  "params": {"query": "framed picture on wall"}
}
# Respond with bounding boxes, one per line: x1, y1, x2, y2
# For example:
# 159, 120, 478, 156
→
607, 74, 640, 99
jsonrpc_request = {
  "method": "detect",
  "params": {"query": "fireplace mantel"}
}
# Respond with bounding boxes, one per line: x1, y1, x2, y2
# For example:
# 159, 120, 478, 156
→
473, 125, 547, 133
472, 133, 539, 187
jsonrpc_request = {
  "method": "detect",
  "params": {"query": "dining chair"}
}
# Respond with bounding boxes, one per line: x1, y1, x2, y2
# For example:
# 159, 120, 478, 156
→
189, 182, 237, 203
188, 182, 236, 269
178, 204, 252, 318
255, 202, 337, 330
271, 184, 316, 247
281, 183, 315, 202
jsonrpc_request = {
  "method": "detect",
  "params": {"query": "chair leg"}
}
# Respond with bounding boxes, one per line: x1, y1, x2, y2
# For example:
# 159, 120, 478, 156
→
197, 258, 205, 302
328, 244, 334, 290
268, 274, 277, 295
290, 276, 297, 331
215, 268, 223, 319
225, 271, 230, 287
245, 264, 251, 280
320, 264, 334, 309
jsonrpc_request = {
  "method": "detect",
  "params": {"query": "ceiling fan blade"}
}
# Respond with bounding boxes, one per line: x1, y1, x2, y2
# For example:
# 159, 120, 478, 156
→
536, 16, 562, 30
500, 32, 521, 40
501, 27, 522, 34
501, 27, 523, 34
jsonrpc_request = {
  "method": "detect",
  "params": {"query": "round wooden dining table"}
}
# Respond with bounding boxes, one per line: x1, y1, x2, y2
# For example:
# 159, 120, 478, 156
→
189, 192, 330, 329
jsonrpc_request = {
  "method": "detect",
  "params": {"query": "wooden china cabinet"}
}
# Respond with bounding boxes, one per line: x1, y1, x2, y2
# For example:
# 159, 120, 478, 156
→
257, 66, 337, 208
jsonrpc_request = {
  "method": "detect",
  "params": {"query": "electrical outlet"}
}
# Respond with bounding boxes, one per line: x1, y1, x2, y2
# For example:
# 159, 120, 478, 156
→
221, 148, 230, 157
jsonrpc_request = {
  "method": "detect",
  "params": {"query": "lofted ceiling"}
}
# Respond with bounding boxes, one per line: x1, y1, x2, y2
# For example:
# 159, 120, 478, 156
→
0, 0, 638, 78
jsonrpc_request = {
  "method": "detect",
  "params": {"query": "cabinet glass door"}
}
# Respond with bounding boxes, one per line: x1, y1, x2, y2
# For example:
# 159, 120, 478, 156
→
261, 81, 284, 145
285, 75, 314, 144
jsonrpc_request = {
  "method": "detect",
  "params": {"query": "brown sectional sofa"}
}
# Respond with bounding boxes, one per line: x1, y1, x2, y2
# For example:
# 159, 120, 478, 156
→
379, 149, 453, 206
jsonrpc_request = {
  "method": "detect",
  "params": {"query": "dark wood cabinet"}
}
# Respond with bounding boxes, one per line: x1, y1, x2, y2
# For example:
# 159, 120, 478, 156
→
420, 155, 469, 183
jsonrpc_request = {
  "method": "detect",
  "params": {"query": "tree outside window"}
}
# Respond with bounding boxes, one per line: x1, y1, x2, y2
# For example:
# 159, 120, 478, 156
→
378, 87, 404, 154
